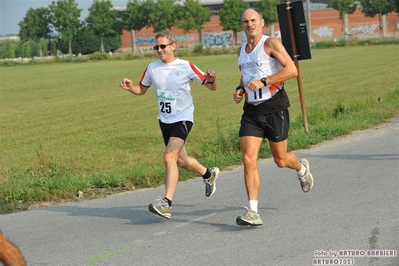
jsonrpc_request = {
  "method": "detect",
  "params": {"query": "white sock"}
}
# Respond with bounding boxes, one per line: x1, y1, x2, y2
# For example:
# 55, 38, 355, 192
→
249, 200, 258, 213
297, 163, 306, 176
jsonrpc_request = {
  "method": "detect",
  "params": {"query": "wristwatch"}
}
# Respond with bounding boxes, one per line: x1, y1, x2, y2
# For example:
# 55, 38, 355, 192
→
261, 77, 267, 86
236, 85, 244, 91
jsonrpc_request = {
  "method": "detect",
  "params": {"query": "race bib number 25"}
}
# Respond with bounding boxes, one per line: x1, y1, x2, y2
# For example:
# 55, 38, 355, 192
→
157, 90, 177, 117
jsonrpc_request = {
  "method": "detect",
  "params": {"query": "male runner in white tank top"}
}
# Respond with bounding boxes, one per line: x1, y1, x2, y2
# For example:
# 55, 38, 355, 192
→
233, 8, 314, 226
119, 30, 220, 219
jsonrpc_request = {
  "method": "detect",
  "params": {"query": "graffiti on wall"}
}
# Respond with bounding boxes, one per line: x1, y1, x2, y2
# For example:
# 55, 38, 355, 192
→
312, 22, 393, 38
136, 37, 155, 45
204, 32, 233, 47
313, 26, 334, 37
136, 33, 233, 47
136, 35, 191, 45
345, 24, 379, 36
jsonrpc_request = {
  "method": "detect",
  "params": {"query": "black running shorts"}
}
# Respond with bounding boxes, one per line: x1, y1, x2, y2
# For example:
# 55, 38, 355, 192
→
159, 120, 193, 146
239, 109, 290, 142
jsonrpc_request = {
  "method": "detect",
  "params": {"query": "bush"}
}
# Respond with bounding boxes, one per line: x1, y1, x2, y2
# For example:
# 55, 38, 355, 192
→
312, 38, 399, 49
0, 40, 17, 59
193, 44, 204, 53
0, 60, 18, 66
87, 51, 111, 60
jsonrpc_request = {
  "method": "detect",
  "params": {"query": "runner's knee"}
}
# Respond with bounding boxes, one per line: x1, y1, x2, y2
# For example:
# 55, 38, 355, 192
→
274, 157, 287, 168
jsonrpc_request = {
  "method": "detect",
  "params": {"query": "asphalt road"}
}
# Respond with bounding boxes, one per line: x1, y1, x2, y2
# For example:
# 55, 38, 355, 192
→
1, 117, 398, 266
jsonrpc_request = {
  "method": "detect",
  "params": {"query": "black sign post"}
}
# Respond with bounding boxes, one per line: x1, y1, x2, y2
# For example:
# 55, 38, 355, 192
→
277, 0, 311, 133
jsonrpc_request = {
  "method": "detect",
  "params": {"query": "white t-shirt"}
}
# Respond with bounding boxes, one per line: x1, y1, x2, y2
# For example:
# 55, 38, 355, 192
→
140, 58, 206, 123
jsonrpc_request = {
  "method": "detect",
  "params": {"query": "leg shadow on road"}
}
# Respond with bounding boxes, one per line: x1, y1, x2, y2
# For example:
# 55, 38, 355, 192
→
45, 204, 277, 231
148, 205, 278, 232
45, 204, 166, 225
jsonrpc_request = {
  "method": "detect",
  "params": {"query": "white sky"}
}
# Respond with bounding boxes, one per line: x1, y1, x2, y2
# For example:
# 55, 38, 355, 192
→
0, 0, 129, 36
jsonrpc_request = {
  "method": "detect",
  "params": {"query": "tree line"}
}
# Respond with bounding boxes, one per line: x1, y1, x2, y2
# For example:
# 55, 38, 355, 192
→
2, 0, 399, 59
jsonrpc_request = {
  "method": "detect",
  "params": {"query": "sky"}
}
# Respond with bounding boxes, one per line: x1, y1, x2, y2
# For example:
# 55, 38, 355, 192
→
0, 0, 129, 36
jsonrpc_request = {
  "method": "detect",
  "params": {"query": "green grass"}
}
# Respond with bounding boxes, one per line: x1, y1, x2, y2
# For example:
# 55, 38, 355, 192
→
1, 45, 398, 213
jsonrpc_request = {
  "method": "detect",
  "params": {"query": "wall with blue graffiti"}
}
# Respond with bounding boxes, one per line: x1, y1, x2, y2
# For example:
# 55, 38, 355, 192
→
203, 33, 233, 47
134, 32, 233, 48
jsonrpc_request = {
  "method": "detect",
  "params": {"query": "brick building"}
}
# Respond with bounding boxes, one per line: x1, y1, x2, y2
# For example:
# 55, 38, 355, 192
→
116, 0, 399, 52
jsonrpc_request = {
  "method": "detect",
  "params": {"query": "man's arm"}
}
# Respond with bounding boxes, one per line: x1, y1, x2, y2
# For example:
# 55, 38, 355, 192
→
244, 38, 298, 92
234, 46, 245, 103
0, 232, 26, 266
119, 78, 149, 95
203, 69, 218, 91
264, 37, 298, 84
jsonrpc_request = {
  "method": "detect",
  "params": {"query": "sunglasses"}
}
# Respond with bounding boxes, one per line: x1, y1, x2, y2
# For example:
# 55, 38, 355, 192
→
153, 43, 173, 50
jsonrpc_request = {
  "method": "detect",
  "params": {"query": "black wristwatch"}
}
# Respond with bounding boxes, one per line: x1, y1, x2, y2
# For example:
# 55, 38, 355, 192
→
261, 77, 267, 86
236, 85, 244, 91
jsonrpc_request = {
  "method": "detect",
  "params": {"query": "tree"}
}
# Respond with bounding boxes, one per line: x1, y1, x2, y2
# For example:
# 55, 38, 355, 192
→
60, 26, 121, 54
123, 0, 148, 52
255, 0, 279, 26
175, 0, 211, 46
219, 0, 249, 45
86, 0, 122, 53
50, 0, 82, 55
255, 0, 279, 38
123, 0, 147, 31
146, 0, 178, 32
394, 0, 399, 13
332, 0, 358, 35
18, 7, 52, 57
359, 0, 395, 37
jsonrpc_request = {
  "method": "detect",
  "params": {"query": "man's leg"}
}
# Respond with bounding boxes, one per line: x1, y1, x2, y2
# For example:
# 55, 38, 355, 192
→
268, 139, 314, 192
240, 136, 264, 201
164, 137, 186, 201
177, 145, 207, 176
148, 136, 184, 219
268, 139, 302, 171
236, 136, 264, 226
177, 146, 220, 197
162, 135, 220, 199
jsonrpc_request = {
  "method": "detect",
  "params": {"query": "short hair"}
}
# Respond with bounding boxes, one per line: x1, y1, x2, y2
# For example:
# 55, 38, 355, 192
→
155, 30, 177, 44
241, 8, 264, 21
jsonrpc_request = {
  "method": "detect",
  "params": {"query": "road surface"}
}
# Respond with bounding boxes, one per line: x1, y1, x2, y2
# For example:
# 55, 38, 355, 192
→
1, 117, 398, 266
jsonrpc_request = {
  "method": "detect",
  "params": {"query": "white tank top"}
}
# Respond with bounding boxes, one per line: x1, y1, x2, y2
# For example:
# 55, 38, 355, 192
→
238, 35, 284, 105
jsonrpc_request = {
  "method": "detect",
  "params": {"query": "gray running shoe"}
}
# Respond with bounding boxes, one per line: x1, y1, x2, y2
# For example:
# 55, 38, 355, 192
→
204, 167, 220, 197
298, 158, 314, 193
236, 207, 263, 226
148, 197, 171, 219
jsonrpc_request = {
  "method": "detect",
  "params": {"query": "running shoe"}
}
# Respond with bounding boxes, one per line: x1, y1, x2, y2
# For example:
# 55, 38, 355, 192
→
204, 167, 220, 197
298, 158, 314, 193
148, 197, 171, 219
236, 207, 263, 226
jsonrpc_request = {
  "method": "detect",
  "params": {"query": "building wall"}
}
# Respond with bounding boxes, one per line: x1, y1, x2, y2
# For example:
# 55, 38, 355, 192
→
306, 9, 399, 41
117, 8, 399, 52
